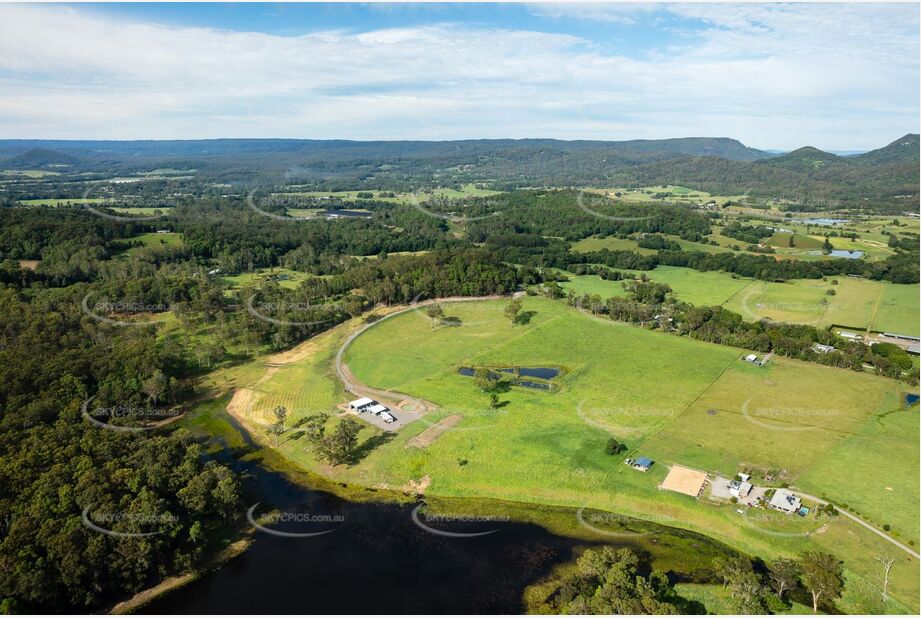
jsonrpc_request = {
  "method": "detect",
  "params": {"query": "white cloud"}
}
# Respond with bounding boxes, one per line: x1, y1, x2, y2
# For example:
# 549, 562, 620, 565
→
0, 3, 916, 149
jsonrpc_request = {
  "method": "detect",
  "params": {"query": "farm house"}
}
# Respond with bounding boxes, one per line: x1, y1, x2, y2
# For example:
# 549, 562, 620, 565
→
769, 489, 802, 514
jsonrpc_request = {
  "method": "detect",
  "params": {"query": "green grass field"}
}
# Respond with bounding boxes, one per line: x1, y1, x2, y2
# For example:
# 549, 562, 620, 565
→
186, 297, 918, 612
276, 184, 501, 205
2, 169, 62, 178
874, 284, 921, 336
561, 266, 919, 335
20, 197, 110, 206
218, 267, 313, 290
121, 232, 183, 256
110, 207, 174, 215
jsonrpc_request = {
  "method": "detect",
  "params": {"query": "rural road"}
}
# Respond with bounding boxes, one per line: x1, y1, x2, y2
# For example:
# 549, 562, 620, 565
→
334, 294, 508, 414
788, 488, 920, 560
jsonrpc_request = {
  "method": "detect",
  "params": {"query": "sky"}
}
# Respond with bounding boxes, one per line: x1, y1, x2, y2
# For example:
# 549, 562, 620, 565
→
0, 2, 918, 150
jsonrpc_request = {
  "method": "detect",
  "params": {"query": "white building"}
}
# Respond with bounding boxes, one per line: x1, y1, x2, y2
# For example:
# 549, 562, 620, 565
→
381, 411, 396, 423
769, 489, 802, 514
730, 480, 753, 498
348, 397, 375, 412
368, 403, 389, 416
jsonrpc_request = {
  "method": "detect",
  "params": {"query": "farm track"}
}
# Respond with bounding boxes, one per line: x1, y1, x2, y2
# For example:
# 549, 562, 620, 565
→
866, 282, 887, 333
334, 295, 508, 414
788, 488, 920, 560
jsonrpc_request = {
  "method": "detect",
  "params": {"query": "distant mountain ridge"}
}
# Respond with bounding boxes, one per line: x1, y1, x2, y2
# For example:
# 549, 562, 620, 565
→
4, 147, 79, 169
1, 134, 916, 212
0, 136, 771, 163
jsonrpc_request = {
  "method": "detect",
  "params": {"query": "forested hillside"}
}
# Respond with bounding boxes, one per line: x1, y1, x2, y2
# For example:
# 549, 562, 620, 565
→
1, 135, 916, 212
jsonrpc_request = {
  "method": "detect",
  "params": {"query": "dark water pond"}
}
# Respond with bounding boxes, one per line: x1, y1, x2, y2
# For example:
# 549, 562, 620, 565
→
145, 459, 583, 614
800, 217, 850, 226
323, 209, 372, 218
809, 249, 864, 259
499, 367, 560, 380
458, 366, 559, 389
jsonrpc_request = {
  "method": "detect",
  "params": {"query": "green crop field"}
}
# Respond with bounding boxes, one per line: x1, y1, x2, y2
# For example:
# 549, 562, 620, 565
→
873, 284, 921, 336
187, 296, 918, 612
2, 169, 62, 178
20, 197, 110, 206
558, 274, 632, 299
571, 236, 657, 254
218, 267, 312, 290
123, 231, 183, 253
797, 405, 919, 546
110, 207, 174, 215
562, 266, 919, 335
276, 183, 501, 205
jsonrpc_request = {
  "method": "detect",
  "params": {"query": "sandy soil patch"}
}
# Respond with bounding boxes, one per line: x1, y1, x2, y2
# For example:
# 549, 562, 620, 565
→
660, 465, 709, 498
227, 387, 256, 418
254, 366, 280, 385
407, 415, 463, 448
403, 475, 432, 495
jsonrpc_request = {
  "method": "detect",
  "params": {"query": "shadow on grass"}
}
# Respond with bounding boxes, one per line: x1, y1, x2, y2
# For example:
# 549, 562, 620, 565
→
514, 310, 537, 325
348, 432, 397, 465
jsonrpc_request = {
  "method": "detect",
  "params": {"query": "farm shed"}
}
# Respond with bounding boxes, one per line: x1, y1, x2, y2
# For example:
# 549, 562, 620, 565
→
348, 397, 375, 412
631, 457, 654, 472
369, 403, 389, 415
660, 465, 708, 498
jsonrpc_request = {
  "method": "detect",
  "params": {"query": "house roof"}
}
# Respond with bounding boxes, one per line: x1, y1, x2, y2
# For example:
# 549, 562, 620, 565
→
369, 404, 389, 414
349, 397, 374, 407
634, 456, 653, 467
770, 488, 801, 511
